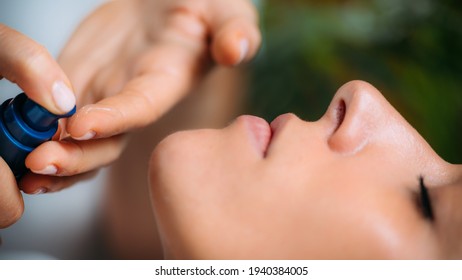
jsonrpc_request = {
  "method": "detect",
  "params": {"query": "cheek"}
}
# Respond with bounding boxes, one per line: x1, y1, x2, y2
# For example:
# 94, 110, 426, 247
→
150, 130, 220, 257
266, 183, 436, 259
305, 169, 439, 259
239, 166, 438, 259
149, 129, 263, 258
308, 160, 439, 259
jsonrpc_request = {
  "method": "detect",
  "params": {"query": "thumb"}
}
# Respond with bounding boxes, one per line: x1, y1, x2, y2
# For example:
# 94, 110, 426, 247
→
0, 24, 76, 115
0, 158, 23, 228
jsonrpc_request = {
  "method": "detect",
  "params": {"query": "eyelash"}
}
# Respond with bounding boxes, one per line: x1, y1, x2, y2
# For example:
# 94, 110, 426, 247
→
419, 176, 434, 221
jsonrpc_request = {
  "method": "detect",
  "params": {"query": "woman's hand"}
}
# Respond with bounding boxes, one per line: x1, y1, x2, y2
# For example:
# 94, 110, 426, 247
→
23, 0, 261, 193
0, 24, 77, 226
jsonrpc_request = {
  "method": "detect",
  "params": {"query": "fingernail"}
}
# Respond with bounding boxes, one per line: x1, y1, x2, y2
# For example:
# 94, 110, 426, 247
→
236, 39, 249, 65
52, 81, 76, 114
73, 130, 96, 141
32, 188, 48, 195
33, 165, 58, 175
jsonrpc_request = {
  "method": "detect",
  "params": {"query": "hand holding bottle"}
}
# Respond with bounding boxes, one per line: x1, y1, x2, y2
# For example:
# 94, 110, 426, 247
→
0, 24, 76, 227
21, 0, 261, 193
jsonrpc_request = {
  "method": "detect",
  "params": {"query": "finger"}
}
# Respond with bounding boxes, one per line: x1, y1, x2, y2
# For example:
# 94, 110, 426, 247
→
0, 24, 76, 114
0, 158, 24, 228
19, 169, 99, 195
167, 0, 260, 65
205, 0, 261, 65
67, 41, 204, 139
58, 1, 137, 99
66, 0, 260, 139
25, 135, 128, 177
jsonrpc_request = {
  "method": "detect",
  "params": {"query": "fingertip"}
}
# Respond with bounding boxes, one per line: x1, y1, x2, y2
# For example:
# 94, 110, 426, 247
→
25, 141, 53, 172
25, 141, 76, 177
19, 173, 52, 195
51, 80, 77, 115
25, 80, 77, 116
72, 131, 96, 141
66, 105, 97, 140
211, 19, 261, 66
20, 170, 99, 195
0, 24, 76, 115
25, 142, 67, 178
67, 102, 130, 140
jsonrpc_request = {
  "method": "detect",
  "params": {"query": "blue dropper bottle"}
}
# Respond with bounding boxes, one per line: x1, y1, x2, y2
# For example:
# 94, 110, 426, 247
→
0, 93, 76, 180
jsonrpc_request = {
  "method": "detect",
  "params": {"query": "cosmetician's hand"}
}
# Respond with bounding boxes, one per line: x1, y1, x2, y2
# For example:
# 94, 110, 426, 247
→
22, 0, 261, 193
0, 24, 76, 226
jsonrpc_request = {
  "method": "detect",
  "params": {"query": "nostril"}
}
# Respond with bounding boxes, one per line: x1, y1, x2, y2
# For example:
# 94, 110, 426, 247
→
334, 99, 346, 132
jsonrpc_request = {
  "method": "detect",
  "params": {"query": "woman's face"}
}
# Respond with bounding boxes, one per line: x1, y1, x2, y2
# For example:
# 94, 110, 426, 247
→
149, 80, 462, 259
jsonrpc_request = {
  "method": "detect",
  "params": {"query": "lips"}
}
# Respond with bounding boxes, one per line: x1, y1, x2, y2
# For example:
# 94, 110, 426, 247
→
270, 113, 296, 134
240, 115, 272, 157
240, 113, 297, 157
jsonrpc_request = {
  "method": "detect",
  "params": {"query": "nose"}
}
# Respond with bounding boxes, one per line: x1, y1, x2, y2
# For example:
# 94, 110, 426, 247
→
325, 80, 407, 155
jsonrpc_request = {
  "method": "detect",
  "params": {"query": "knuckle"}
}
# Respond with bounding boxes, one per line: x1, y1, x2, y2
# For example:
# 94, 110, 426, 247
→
166, 6, 207, 41
17, 43, 51, 72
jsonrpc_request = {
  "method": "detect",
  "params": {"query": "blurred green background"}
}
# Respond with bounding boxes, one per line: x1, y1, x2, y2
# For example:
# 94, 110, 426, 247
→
246, 0, 462, 163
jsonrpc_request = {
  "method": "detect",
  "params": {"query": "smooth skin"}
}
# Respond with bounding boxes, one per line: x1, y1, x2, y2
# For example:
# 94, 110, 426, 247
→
149, 81, 462, 259
20, 0, 260, 193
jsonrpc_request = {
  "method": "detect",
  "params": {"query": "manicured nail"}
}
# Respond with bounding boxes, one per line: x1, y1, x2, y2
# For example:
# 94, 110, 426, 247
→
32, 188, 48, 195
236, 39, 249, 65
73, 130, 96, 141
33, 165, 58, 175
52, 81, 76, 114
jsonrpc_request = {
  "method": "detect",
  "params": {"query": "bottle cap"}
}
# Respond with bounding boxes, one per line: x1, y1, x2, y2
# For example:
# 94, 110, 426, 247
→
0, 92, 76, 179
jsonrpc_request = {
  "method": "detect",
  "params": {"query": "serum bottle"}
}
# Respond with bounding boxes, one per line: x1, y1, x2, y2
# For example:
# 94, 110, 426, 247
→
0, 93, 76, 179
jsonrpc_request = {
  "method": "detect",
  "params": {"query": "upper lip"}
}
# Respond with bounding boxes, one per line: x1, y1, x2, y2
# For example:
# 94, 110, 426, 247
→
270, 113, 296, 136
265, 113, 298, 156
